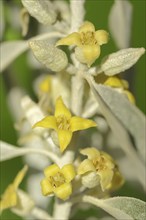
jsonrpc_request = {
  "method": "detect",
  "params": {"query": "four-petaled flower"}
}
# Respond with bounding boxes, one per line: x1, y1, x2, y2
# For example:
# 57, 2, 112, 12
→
33, 97, 96, 152
77, 148, 124, 191
56, 21, 109, 67
0, 166, 28, 214
41, 163, 76, 200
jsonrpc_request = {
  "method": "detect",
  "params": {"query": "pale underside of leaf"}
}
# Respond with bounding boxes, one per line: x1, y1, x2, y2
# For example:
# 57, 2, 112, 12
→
85, 76, 145, 189
0, 141, 59, 164
0, 41, 28, 72
83, 196, 146, 220
96, 84, 146, 164
108, 0, 132, 49
100, 47, 145, 76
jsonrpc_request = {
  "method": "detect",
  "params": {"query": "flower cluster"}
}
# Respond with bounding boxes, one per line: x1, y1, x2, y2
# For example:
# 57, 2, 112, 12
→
1, 0, 145, 219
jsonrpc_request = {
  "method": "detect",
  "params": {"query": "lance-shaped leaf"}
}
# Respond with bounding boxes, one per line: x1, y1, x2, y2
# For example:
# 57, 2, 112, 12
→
0, 141, 59, 163
109, 0, 132, 49
99, 48, 145, 76
0, 41, 28, 72
29, 40, 68, 72
96, 84, 146, 164
85, 76, 145, 188
83, 196, 146, 220
21, 0, 57, 25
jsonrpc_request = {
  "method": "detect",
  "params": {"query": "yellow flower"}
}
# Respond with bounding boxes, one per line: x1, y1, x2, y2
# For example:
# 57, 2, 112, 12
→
104, 76, 136, 104
77, 148, 124, 191
95, 75, 136, 104
39, 76, 51, 93
41, 163, 76, 200
33, 96, 96, 152
0, 166, 28, 214
56, 21, 109, 67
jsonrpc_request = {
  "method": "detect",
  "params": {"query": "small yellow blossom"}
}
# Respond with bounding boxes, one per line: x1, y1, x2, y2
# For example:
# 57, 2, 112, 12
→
104, 76, 136, 104
39, 76, 51, 93
56, 21, 109, 67
77, 148, 124, 191
41, 163, 76, 200
0, 166, 28, 214
33, 97, 96, 152
95, 75, 136, 104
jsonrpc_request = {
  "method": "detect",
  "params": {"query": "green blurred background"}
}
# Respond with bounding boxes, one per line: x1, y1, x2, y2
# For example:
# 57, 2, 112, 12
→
0, 0, 145, 219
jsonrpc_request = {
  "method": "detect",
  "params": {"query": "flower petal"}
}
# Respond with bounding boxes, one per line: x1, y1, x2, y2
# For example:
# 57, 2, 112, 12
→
108, 169, 125, 191
53, 183, 72, 200
75, 45, 101, 67
70, 116, 96, 132
98, 169, 114, 191
56, 32, 81, 46
123, 90, 136, 104
61, 164, 76, 183
13, 165, 28, 189
77, 159, 96, 175
58, 130, 72, 152
104, 76, 125, 88
55, 97, 71, 118
40, 179, 53, 196
0, 185, 17, 213
80, 147, 100, 160
95, 30, 109, 45
44, 164, 60, 178
79, 21, 95, 33
33, 116, 57, 130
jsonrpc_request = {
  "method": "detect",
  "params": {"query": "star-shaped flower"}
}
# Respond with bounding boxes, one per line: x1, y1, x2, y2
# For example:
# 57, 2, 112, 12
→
33, 97, 96, 152
77, 148, 124, 191
0, 166, 28, 214
41, 163, 76, 200
56, 21, 109, 67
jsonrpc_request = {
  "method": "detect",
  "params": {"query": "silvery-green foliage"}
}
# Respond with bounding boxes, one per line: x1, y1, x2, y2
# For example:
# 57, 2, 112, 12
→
83, 196, 146, 220
109, 0, 132, 49
0, 41, 28, 72
96, 84, 146, 164
86, 77, 145, 188
21, 0, 57, 25
29, 40, 68, 72
0, 141, 59, 163
98, 48, 145, 76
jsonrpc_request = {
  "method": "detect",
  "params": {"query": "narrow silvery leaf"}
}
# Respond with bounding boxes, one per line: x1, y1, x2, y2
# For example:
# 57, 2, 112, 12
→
96, 84, 146, 164
21, 0, 57, 25
100, 48, 145, 76
0, 41, 28, 72
29, 40, 68, 72
85, 76, 145, 188
0, 141, 59, 163
83, 196, 146, 220
109, 0, 132, 49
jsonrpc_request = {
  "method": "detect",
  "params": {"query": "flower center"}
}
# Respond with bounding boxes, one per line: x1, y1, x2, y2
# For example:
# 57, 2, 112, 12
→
56, 115, 70, 130
92, 156, 107, 171
80, 31, 97, 45
49, 172, 65, 188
